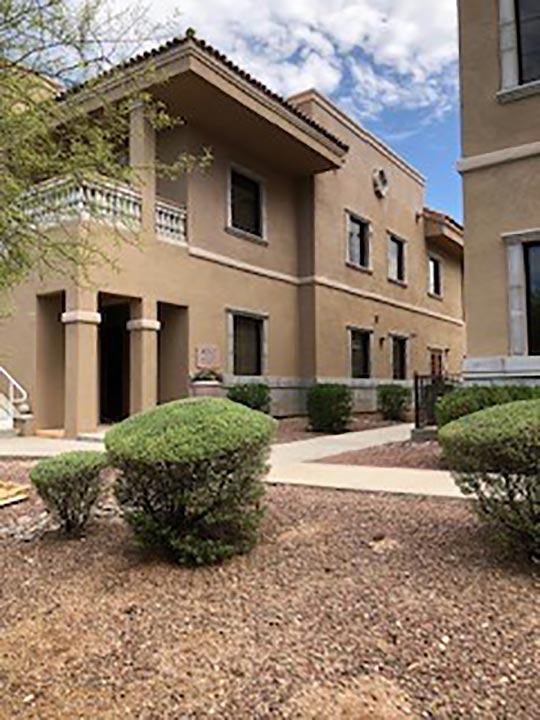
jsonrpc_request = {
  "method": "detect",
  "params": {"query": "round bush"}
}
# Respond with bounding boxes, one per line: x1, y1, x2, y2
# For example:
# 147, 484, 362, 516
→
377, 384, 410, 421
307, 384, 353, 433
227, 383, 271, 414
435, 384, 540, 427
30, 451, 107, 534
439, 399, 540, 560
106, 397, 276, 566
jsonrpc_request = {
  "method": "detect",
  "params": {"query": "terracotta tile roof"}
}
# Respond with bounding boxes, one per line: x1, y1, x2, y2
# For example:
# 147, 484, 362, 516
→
58, 34, 349, 153
424, 207, 463, 235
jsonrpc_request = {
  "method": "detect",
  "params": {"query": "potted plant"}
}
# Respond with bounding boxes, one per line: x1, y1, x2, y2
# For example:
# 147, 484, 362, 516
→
189, 369, 224, 398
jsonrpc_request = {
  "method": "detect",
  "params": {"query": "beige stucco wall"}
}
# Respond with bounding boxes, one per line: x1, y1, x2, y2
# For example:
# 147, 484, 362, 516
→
0, 89, 464, 433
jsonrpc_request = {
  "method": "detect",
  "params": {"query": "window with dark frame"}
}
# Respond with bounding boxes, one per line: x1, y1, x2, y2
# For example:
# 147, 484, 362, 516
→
348, 215, 370, 269
392, 336, 407, 380
230, 169, 263, 237
429, 256, 442, 296
524, 243, 540, 355
388, 235, 405, 282
515, 0, 540, 85
233, 314, 263, 376
350, 329, 371, 379
430, 349, 444, 377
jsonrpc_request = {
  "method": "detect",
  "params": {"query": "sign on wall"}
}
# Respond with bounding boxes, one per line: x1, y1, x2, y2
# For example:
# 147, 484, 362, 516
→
196, 345, 220, 369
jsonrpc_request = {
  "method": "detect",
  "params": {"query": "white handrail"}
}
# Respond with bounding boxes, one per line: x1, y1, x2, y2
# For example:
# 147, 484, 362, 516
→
0, 366, 28, 408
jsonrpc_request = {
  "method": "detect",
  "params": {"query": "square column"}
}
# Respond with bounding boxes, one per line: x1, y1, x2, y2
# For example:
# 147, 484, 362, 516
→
128, 298, 160, 414
129, 101, 156, 239
62, 289, 100, 438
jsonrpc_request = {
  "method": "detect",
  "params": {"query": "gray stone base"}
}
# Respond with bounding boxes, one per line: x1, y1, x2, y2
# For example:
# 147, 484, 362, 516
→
463, 356, 540, 385
223, 376, 413, 417
411, 426, 438, 443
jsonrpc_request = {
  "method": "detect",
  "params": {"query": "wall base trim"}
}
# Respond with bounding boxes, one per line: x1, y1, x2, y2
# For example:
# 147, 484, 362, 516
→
463, 355, 540, 381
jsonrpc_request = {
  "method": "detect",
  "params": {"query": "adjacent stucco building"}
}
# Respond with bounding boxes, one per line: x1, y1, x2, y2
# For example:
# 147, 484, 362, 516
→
0, 36, 465, 437
458, 0, 540, 382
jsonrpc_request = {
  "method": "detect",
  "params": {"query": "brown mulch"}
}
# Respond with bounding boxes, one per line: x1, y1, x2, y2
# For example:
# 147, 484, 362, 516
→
274, 414, 395, 444
318, 441, 446, 470
0, 462, 539, 719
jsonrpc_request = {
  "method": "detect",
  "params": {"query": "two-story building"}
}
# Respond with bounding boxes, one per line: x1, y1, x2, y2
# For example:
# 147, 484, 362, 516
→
0, 36, 465, 437
458, 0, 540, 383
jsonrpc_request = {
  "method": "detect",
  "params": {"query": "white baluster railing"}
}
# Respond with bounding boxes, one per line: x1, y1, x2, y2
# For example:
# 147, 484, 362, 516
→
27, 177, 188, 244
0, 366, 29, 427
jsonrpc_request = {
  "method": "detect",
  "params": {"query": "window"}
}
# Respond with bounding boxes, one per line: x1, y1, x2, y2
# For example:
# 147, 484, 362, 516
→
350, 329, 371, 379
392, 337, 407, 380
230, 169, 263, 237
347, 215, 370, 269
233, 314, 264, 375
516, 0, 540, 85
524, 243, 540, 354
428, 256, 442, 296
388, 235, 406, 283
430, 349, 444, 377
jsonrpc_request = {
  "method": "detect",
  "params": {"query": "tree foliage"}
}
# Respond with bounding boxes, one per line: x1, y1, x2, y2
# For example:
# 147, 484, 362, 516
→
0, 0, 209, 293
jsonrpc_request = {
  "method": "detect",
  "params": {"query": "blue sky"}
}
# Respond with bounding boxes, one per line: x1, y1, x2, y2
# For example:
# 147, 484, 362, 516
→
131, 0, 462, 219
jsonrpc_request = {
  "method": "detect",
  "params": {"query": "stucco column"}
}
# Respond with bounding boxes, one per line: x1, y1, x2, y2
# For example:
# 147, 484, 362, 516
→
129, 101, 156, 239
62, 289, 100, 438
128, 298, 160, 414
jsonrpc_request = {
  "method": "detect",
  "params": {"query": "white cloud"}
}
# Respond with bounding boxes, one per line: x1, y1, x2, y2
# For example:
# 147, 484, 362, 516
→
121, 0, 460, 123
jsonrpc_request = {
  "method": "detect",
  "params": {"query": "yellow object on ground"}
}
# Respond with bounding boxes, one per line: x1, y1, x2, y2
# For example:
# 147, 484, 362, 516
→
0, 481, 28, 508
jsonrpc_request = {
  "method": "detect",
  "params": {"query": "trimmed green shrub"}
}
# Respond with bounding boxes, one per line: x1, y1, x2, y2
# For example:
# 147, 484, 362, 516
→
30, 451, 107, 534
435, 384, 540, 427
106, 397, 276, 566
227, 383, 271, 414
439, 399, 540, 560
377, 384, 411, 421
307, 384, 353, 433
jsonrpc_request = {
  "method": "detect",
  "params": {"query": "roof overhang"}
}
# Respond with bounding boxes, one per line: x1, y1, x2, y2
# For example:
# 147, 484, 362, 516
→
61, 39, 348, 176
423, 208, 463, 257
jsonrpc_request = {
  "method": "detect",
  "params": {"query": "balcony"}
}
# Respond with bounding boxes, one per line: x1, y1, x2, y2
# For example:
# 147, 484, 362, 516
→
27, 177, 187, 244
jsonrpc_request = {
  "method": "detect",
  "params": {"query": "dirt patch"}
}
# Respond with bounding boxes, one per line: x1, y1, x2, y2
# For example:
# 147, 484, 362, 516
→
318, 441, 446, 470
274, 414, 395, 444
0, 462, 538, 718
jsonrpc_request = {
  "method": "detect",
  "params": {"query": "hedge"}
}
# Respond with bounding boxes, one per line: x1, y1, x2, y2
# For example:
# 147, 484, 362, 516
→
307, 384, 353, 433
435, 384, 540, 427
439, 399, 540, 560
30, 451, 107, 534
377, 384, 411, 421
227, 383, 271, 414
106, 397, 276, 565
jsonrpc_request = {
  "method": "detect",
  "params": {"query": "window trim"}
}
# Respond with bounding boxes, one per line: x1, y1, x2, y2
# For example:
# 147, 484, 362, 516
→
428, 254, 444, 299
346, 210, 372, 272
387, 232, 407, 286
514, 0, 540, 86
226, 308, 268, 377
226, 164, 267, 243
390, 333, 409, 381
497, 0, 540, 100
348, 325, 373, 379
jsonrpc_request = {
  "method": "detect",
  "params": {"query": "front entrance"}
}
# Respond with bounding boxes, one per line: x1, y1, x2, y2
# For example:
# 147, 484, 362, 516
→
99, 300, 130, 424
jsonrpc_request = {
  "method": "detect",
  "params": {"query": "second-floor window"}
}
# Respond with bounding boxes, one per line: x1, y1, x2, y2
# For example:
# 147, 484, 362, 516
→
347, 214, 370, 269
428, 256, 442, 297
230, 169, 263, 238
350, 329, 371, 378
516, 0, 540, 85
388, 235, 406, 283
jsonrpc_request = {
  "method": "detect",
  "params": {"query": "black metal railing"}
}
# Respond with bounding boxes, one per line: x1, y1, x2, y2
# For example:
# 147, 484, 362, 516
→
414, 373, 462, 429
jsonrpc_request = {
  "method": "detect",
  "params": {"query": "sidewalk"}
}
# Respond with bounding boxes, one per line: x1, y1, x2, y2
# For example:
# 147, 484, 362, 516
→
0, 423, 462, 499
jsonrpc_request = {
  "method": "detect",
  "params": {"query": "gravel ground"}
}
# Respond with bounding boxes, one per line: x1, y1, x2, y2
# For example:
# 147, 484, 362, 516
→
0, 462, 538, 719
274, 414, 395, 444
318, 441, 446, 470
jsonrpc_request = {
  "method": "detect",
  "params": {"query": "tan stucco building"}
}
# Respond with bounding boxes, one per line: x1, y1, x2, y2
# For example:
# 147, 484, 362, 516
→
458, 0, 540, 382
0, 36, 465, 437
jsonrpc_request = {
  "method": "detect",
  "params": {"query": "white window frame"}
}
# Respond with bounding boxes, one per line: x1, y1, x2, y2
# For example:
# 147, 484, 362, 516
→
346, 211, 372, 272
348, 326, 373, 379
387, 232, 407, 285
428, 254, 443, 298
226, 308, 269, 377
498, 0, 540, 101
226, 164, 267, 243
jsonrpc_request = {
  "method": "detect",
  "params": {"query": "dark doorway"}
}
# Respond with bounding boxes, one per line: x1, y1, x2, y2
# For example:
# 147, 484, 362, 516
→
99, 301, 130, 423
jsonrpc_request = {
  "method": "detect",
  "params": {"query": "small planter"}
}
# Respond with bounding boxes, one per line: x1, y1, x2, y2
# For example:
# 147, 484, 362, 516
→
190, 380, 224, 399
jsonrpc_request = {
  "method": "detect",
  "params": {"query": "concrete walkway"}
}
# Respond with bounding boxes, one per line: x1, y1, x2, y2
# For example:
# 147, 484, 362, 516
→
0, 422, 462, 499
